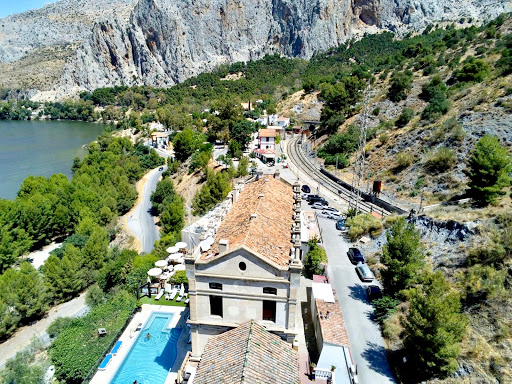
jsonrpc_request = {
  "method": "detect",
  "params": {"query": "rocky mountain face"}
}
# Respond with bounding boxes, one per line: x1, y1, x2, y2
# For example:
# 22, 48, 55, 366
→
0, 0, 510, 99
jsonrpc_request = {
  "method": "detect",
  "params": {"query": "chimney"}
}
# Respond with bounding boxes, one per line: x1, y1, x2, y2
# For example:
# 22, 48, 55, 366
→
233, 187, 239, 203
274, 169, 280, 180
219, 239, 229, 254
257, 170, 264, 180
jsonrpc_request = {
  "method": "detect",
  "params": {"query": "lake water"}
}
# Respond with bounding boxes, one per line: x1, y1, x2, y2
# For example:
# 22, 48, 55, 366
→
0, 120, 104, 200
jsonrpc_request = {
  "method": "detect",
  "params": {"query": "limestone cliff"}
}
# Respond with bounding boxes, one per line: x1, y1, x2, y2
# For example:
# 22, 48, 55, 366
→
0, 0, 509, 99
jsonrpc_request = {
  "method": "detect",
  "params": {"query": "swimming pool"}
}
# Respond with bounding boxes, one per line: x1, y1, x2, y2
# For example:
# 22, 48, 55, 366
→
110, 312, 182, 384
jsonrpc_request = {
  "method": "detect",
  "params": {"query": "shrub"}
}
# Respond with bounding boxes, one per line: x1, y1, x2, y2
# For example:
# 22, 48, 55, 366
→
457, 265, 507, 303
303, 239, 327, 278
453, 57, 490, 83
395, 108, 414, 128
346, 214, 384, 241
395, 152, 414, 171
424, 147, 457, 173
372, 296, 399, 325
466, 135, 512, 205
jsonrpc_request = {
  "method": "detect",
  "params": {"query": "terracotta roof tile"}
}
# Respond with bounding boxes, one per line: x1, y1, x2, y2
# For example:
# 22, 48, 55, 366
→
194, 321, 300, 384
202, 177, 294, 267
316, 296, 350, 347
259, 129, 278, 138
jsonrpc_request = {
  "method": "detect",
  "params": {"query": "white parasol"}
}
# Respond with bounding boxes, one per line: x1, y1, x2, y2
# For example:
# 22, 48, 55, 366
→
177, 257, 185, 264
147, 267, 163, 277
167, 252, 184, 261
175, 241, 187, 249
155, 260, 167, 267
166, 246, 179, 254
174, 264, 186, 271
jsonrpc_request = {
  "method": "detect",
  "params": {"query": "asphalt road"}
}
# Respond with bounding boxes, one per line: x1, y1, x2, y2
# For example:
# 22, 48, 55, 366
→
312, 205, 396, 384
127, 165, 166, 254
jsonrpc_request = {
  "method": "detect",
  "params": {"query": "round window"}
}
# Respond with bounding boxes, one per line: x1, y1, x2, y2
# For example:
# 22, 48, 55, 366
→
239, 262, 247, 271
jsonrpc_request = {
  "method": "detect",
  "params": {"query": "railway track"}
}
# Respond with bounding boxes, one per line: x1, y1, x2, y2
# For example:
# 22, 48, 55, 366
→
287, 137, 391, 216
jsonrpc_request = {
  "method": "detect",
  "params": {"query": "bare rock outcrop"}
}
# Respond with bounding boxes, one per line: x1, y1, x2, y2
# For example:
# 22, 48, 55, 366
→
0, 0, 510, 99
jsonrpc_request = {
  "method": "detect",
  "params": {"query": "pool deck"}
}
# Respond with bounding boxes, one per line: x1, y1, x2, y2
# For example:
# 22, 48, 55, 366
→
90, 304, 191, 384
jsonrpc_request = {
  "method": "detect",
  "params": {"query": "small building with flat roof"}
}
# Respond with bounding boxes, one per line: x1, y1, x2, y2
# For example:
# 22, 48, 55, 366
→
311, 281, 358, 384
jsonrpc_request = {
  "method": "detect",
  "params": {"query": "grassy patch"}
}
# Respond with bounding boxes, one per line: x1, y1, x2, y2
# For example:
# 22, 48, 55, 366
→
139, 296, 187, 307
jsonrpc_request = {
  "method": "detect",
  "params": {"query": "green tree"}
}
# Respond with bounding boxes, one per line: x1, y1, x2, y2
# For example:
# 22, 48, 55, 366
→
403, 271, 467, 377
151, 178, 176, 214
381, 218, 425, 298
160, 195, 185, 234
173, 128, 201, 162
303, 240, 327, 278
237, 156, 249, 177
388, 70, 413, 102
466, 135, 511, 205
0, 263, 48, 325
230, 120, 258, 151
43, 245, 84, 303
0, 347, 48, 384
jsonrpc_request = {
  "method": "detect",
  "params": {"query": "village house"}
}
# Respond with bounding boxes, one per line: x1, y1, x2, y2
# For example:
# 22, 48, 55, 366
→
192, 321, 300, 384
311, 280, 358, 384
276, 116, 291, 128
258, 128, 278, 150
185, 176, 304, 360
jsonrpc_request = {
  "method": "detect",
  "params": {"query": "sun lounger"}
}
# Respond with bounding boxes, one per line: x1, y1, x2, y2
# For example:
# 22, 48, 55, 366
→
111, 341, 122, 355
176, 294, 183, 302
169, 288, 178, 300
185, 298, 190, 304
98, 354, 113, 370
135, 323, 142, 331
155, 291, 164, 300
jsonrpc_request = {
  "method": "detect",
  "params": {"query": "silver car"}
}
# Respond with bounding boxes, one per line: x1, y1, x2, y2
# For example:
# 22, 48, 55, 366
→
355, 262, 374, 282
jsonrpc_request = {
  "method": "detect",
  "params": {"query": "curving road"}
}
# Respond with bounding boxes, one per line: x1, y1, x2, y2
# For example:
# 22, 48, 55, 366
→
127, 164, 167, 254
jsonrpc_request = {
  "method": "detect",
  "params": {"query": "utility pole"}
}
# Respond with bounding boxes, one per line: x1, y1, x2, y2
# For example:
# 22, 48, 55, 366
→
350, 85, 372, 213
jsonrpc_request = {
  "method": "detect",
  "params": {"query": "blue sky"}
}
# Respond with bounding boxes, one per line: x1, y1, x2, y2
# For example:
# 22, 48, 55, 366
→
0, 0, 58, 18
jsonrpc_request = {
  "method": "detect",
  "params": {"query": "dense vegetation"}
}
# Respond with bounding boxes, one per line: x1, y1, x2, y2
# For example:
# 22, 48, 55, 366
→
49, 289, 137, 383
0, 135, 163, 339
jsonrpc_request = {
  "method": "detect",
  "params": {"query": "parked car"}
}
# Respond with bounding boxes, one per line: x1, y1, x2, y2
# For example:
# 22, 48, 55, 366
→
308, 196, 328, 205
366, 285, 383, 302
347, 247, 365, 264
282, 163, 288, 168
305, 194, 319, 201
355, 262, 374, 282
321, 206, 339, 213
325, 211, 343, 220
335, 219, 347, 231
311, 202, 327, 210
301, 185, 311, 194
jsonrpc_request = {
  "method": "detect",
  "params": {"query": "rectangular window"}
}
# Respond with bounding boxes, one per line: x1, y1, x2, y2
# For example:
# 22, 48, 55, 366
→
209, 282, 222, 290
263, 300, 276, 322
210, 295, 223, 317
263, 287, 277, 295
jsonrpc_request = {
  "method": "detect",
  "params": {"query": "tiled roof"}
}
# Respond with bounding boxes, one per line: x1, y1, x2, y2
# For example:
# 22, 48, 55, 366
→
259, 128, 278, 138
194, 321, 300, 384
202, 177, 294, 267
316, 296, 350, 347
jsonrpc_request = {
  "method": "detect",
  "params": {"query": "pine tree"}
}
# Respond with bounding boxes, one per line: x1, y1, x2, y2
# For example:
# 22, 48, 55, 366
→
466, 135, 511, 205
381, 218, 425, 298
403, 271, 467, 377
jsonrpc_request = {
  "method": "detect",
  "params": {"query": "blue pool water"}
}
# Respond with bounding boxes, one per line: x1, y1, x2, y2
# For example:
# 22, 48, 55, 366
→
111, 313, 182, 384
